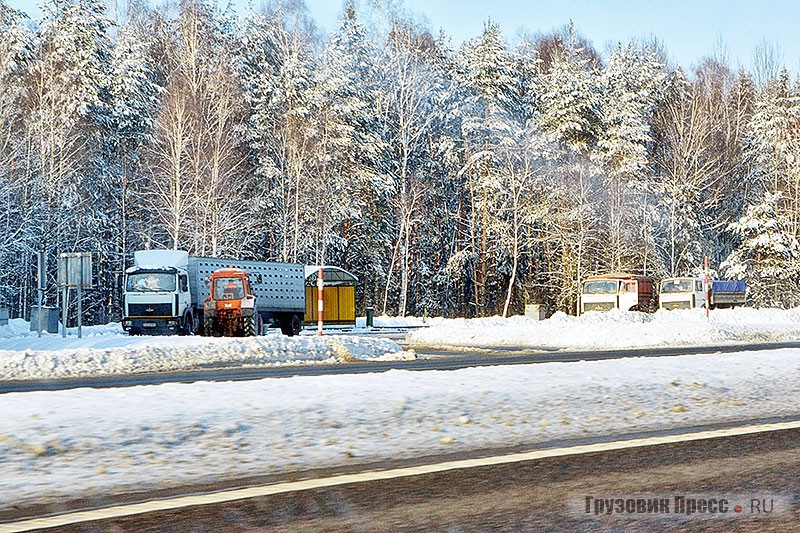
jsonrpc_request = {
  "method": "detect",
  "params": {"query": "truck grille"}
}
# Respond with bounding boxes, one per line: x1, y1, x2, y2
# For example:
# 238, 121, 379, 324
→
583, 302, 614, 312
662, 301, 691, 310
128, 303, 173, 317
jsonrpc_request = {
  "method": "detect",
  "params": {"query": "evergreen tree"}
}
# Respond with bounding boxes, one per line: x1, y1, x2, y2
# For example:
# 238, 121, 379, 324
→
455, 21, 519, 316
22, 0, 114, 321
722, 192, 800, 308
535, 23, 601, 154
594, 41, 664, 272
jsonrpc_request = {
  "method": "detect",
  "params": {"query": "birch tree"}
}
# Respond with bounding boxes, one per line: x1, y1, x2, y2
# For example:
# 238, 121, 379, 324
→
377, 22, 442, 316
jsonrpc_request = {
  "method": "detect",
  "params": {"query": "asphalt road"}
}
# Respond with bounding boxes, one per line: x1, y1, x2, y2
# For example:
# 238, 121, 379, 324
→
27, 425, 800, 532
3, 340, 800, 394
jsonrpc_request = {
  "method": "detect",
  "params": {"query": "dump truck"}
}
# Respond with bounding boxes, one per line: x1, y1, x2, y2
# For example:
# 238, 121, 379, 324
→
578, 273, 657, 315
122, 250, 305, 336
659, 277, 747, 310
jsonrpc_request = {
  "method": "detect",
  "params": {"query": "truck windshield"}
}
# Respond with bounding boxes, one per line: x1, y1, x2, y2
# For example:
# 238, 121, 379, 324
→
126, 273, 176, 292
213, 277, 244, 300
661, 279, 693, 293
583, 280, 619, 294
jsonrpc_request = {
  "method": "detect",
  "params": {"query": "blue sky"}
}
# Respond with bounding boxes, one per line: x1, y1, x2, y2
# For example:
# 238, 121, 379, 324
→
7, 0, 799, 72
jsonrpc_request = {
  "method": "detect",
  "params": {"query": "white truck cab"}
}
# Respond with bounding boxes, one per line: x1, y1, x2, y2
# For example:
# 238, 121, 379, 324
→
659, 277, 706, 310
579, 273, 656, 315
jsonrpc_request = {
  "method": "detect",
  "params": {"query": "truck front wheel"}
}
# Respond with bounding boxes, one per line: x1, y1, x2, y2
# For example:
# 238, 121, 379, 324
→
204, 316, 218, 337
179, 313, 193, 335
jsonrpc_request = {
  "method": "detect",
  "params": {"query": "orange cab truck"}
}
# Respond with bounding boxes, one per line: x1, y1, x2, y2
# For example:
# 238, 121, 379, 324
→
203, 268, 262, 336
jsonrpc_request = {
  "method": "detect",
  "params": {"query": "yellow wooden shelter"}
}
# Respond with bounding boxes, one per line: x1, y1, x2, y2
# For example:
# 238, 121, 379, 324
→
304, 266, 357, 326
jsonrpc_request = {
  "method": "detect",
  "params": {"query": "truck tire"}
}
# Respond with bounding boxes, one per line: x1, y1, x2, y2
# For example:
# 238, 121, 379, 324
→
289, 314, 302, 336
279, 314, 302, 336
204, 316, 218, 337
243, 314, 256, 337
179, 312, 192, 336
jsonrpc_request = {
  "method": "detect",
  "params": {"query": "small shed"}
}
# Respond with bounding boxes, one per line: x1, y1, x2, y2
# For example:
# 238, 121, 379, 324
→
304, 266, 358, 326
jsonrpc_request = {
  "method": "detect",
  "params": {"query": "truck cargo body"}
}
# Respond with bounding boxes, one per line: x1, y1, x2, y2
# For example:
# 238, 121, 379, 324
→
659, 277, 746, 310
122, 250, 305, 335
579, 273, 656, 315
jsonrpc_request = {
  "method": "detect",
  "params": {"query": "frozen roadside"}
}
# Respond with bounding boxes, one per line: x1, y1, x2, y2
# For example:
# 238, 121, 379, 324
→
406, 307, 800, 350
1, 348, 799, 510
0, 319, 412, 382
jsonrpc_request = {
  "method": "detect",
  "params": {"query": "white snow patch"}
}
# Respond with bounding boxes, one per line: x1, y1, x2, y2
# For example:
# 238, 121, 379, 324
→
0, 321, 411, 381
406, 308, 800, 349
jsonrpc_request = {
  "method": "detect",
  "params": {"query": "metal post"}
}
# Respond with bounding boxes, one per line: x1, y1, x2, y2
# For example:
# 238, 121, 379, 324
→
61, 286, 68, 338
317, 266, 324, 336
77, 281, 83, 339
37, 251, 44, 338
704, 256, 710, 320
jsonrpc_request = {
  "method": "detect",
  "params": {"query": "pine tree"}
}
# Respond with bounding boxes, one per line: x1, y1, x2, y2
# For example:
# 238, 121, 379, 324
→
722, 192, 800, 308
238, 9, 318, 262
594, 41, 664, 272
455, 20, 519, 316
312, 1, 389, 310
535, 23, 601, 154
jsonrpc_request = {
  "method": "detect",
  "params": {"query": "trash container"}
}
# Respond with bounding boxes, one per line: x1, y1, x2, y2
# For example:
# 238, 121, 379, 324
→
0, 307, 8, 326
30, 306, 60, 333
365, 307, 374, 328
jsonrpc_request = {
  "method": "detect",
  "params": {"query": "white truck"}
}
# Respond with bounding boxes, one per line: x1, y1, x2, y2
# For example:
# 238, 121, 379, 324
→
659, 277, 746, 310
578, 273, 657, 315
122, 250, 305, 336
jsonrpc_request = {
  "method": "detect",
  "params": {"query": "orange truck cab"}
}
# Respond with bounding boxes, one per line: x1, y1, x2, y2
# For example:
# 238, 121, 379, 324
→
203, 268, 261, 336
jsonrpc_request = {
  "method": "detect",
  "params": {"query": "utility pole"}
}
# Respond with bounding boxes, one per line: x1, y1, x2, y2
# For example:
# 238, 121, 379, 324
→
704, 256, 710, 320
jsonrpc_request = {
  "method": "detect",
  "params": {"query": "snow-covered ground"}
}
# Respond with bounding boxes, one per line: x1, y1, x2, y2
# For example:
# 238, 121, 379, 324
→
0, 319, 411, 381
406, 307, 800, 349
2, 347, 800, 510
2, 308, 800, 511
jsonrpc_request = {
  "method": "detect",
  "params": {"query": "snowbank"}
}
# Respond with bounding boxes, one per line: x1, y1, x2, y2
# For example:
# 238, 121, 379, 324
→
406, 308, 800, 349
2, 348, 799, 509
0, 319, 410, 381
355, 314, 440, 328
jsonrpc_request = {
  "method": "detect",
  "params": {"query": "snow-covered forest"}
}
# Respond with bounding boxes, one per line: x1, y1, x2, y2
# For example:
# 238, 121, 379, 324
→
1, 0, 799, 323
